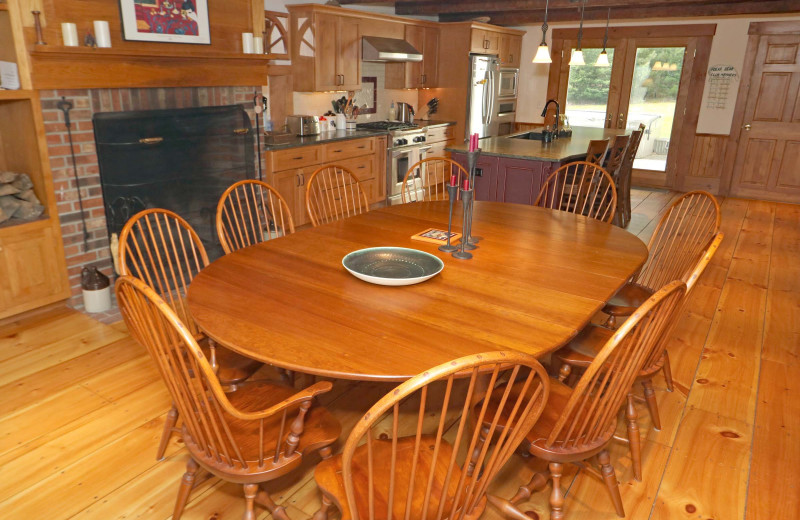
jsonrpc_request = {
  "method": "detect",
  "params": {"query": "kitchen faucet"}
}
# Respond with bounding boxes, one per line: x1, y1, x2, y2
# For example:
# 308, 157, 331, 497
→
541, 99, 561, 138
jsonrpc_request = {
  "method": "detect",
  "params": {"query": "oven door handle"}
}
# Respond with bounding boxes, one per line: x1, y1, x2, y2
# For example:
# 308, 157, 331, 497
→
391, 150, 410, 158
418, 145, 433, 152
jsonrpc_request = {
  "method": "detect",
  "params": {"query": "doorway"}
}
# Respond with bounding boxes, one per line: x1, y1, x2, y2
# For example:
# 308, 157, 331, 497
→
549, 26, 715, 188
724, 21, 800, 203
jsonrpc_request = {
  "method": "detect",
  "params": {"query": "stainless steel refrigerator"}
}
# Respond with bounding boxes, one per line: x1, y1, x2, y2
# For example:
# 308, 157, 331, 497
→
466, 54, 501, 141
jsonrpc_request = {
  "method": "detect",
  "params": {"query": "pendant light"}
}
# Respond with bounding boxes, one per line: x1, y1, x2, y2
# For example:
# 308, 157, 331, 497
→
532, 0, 552, 64
569, 0, 586, 66
595, 8, 611, 67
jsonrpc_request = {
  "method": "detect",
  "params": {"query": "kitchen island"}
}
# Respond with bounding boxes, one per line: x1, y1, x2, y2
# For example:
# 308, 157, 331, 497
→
447, 126, 628, 205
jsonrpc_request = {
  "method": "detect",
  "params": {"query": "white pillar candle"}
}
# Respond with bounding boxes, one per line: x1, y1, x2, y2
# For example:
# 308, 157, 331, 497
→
253, 36, 264, 55
242, 32, 254, 54
93, 20, 111, 48
61, 23, 79, 47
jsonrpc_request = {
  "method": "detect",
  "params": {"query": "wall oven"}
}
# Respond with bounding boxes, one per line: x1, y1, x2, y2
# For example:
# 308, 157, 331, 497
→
496, 98, 517, 136
498, 68, 519, 98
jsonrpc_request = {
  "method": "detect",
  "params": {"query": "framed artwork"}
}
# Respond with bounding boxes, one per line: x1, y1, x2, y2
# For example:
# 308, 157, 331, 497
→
353, 77, 377, 115
119, 0, 211, 44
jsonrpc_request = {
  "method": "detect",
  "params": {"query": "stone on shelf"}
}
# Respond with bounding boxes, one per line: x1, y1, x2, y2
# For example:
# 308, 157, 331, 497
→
0, 172, 44, 223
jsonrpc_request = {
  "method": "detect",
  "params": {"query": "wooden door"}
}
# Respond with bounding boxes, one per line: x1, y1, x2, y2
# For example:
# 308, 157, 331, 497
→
0, 224, 69, 317
338, 16, 361, 90
728, 33, 800, 202
314, 12, 340, 91
423, 26, 439, 87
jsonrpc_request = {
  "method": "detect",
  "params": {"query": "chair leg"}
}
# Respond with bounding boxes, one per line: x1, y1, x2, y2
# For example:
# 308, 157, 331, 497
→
487, 493, 540, 520
157, 405, 179, 461
319, 445, 333, 460
243, 483, 258, 520
603, 314, 617, 329
254, 487, 291, 520
597, 449, 625, 517
510, 469, 550, 504
662, 351, 674, 392
642, 379, 662, 431
626, 394, 643, 482
557, 363, 572, 383
468, 425, 490, 476
548, 462, 566, 520
312, 493, 334, 520
173, 457, 199, 520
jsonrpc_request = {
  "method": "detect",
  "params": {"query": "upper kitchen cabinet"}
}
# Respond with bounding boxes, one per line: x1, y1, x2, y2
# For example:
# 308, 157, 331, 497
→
471, 29, 501, 54
385, 24, 439, 89
498, 33, 523, 68
289, 6, 361, 92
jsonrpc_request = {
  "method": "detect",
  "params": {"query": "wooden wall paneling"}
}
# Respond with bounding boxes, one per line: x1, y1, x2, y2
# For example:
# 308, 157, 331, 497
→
268, 70, 293, 133
681, 134, 729, 193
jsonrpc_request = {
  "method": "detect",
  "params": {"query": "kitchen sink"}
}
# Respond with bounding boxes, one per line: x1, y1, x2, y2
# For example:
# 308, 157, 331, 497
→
510, 131, 546, 141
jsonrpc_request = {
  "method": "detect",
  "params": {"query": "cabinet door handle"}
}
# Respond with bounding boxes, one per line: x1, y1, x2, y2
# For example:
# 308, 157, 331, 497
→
510, 54, 514, 63
301, 173, 305, 186
618, 113, 625, 129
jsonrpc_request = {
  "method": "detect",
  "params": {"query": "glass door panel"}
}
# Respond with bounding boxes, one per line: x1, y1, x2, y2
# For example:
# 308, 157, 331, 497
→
624, 47, 686, 172
565, 48, 616, 129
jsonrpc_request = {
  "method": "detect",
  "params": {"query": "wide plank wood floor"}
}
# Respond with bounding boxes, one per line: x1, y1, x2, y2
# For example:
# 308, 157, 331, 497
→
0, 188, 797, 519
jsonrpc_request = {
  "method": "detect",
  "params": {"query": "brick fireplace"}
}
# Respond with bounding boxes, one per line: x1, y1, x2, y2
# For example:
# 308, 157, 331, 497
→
40, 86, 263, 321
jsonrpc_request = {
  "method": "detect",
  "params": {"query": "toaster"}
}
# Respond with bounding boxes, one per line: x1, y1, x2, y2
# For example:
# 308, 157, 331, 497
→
287, 115, 320, 136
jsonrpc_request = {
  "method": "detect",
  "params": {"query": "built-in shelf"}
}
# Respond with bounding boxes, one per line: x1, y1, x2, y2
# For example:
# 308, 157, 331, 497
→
30, 46, 275, 61
0, 89, 33, 101
0, 215, 49, 231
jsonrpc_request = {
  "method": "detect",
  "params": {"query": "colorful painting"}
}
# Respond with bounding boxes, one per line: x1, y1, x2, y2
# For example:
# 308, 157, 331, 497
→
119, 0, 210, 44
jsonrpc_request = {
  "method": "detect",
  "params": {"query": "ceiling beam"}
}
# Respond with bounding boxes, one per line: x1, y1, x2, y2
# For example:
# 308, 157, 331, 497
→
394, 0, 739, 16
434, 0, 800, 25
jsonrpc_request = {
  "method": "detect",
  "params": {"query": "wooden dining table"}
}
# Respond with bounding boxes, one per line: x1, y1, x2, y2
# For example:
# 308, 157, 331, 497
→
187, 201, 648, 382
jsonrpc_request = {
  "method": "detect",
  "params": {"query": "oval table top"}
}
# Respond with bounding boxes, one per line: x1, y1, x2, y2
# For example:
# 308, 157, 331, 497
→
187, 201, 648, 382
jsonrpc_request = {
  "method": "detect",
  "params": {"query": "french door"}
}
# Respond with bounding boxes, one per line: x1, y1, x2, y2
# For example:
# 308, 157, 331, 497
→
549, 28, 709, 188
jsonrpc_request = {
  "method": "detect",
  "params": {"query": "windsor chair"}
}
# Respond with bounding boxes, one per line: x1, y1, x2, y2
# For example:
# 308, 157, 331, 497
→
312, 351, 550, 520
119, 208, 263, 459
305, 164, 370, 227
401, 157, 469, 203
216, 180, 295, 254
534, 161, 617, 224
116, 275, 340, 520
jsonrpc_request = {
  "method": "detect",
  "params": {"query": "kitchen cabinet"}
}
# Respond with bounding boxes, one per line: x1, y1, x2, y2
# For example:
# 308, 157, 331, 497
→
266, 136, 387, 227
451, 153, 559, 206
425, 125, 455, 159
471, 29, 500, 54
498, 34, 523, 68
289, 6, 361, 92
385, 24, 439, 89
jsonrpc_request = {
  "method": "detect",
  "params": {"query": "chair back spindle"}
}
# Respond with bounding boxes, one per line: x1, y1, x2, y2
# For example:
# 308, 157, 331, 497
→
305, 164, 370, 227
534, 161, 617, 223
585, 139, 610, 165
604, 134, 630, 177
339, 352, 550, 520
216, 180, 295, 254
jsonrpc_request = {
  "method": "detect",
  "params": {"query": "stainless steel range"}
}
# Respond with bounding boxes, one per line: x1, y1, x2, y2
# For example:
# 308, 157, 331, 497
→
357, 121, 431, 204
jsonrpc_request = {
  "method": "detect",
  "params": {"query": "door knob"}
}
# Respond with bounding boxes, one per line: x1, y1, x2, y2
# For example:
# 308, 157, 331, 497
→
618, 113, 625, 129
743, 124, 752, 131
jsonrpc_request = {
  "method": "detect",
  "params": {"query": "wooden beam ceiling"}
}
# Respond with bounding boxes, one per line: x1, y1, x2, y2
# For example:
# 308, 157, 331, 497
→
338, 0, 800, 25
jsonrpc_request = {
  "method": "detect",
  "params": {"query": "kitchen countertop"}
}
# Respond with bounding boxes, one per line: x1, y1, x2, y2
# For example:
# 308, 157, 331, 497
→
262, 129, 387, 151
415, 120, 455, 128
447, 126, 630, 162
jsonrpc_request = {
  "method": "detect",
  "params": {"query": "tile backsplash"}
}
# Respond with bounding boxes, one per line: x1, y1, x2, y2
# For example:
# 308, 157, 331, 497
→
291, 62, 419, 122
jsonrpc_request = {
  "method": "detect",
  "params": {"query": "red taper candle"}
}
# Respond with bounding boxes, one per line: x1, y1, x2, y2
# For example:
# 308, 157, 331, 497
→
462, 177, 470, 190
450, 174, 457, 186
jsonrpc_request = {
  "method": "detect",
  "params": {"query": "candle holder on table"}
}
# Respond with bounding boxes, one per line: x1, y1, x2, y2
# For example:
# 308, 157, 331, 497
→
452, 180, 474, 260
464, 149, 482, 245
438, 181, 459, 253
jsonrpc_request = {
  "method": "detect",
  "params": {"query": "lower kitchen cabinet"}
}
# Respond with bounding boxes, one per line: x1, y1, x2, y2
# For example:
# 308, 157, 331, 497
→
453, 153, 562, 205
265, 136, 387, 227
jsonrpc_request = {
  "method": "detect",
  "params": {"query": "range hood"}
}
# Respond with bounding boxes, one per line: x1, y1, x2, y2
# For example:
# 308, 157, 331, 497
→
362, 36, 423, 62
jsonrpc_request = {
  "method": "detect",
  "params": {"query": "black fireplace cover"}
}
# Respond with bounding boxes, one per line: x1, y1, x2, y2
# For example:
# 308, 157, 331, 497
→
94, 104, 255, 261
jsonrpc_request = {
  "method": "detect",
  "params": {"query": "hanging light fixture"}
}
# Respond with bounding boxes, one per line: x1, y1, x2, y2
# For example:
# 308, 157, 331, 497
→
595, 8, 611, 67
532, 0, 552, 64
569, 0, 586, 66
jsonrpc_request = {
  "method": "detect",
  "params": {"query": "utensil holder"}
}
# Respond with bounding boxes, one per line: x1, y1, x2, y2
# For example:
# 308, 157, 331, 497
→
438, 184, 459, 253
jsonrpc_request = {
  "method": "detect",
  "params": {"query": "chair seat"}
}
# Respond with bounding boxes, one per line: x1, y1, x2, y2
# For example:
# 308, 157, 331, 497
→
198, 338, 263, 387
185, 380, 341, 476
314, 435, 486, 520
603, 282, 654, 317
554, 324, 614, 369
483, 379, 614, 464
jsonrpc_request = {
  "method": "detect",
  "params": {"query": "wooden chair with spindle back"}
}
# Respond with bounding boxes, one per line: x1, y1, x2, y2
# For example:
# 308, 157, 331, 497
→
534, 161, 617, 223
490, 281, 687, 520
119, 208, 263, 460
614, 126, 645, 228
553, 232, 723, 482
603, 190, 721, 328
401, 157, 469, 203
312, 351, 550, 520
584, 139, 610, 165
305, 164, 370, 227
216, 180, 295, 254
115, 276, 341, 520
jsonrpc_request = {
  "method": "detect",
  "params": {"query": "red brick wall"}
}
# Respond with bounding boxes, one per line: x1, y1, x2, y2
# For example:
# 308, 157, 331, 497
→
39, 86, 262, 315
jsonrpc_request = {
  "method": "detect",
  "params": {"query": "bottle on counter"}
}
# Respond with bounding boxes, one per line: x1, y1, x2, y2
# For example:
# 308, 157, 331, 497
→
389, 101, 396, 121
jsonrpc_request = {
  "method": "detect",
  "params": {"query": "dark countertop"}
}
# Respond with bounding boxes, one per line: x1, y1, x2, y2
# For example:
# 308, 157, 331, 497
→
447, 126, 629, 162
415, 120, 456, 128
262, 129, 387, 151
